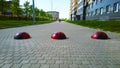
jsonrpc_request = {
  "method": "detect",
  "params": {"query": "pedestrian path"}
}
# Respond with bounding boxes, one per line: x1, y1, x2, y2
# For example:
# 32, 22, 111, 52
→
0, 21, 120, 68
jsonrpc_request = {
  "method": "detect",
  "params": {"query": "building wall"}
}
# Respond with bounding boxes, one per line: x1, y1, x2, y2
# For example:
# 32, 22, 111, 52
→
77, 0, 84, 20
47, 11, 59, 20
86, 0, 120, 20
70, 0, 78, 20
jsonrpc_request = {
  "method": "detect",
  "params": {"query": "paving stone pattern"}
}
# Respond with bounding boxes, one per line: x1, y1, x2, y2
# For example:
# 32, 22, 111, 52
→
0, 21, 120, 68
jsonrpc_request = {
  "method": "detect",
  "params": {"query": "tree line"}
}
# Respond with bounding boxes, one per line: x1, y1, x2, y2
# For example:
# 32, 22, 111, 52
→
0, 0, 52, 21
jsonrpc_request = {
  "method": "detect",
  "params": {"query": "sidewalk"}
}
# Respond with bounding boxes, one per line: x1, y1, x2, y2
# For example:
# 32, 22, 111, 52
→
0, 21, 120, 68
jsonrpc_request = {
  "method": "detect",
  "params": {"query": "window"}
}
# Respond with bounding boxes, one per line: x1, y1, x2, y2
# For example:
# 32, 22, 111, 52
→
91, 2, 94, 8
91, 11, 94, 16
95, 9, 98, 15
100, 7, 103, 15
88, 5, 90, 9
106, 5, 110, 13
100, 0, 103, 3
90, 12, 92, 16
113, 2, 119, 12
87, 12, 90, 16
96, 0, 98, 4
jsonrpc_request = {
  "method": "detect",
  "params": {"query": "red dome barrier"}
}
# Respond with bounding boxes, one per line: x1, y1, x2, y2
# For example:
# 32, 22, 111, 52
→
14, 32, 31, 39
91, 31, 108, 39
51, 32, 66, 39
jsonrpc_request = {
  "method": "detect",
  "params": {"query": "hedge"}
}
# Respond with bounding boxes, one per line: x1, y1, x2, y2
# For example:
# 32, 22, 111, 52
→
0, 15, 51, 21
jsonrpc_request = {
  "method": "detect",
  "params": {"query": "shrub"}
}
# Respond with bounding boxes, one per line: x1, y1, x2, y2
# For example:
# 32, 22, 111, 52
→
66, 20, 120, 33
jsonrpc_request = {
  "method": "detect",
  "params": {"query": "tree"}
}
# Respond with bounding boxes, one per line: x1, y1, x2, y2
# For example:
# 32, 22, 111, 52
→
11, 0, 22, 16
35, 7, 40, 17
23, 2, 40, 17
0, 0, 5, 14
23, 1, 30, 17
39, 9, 46, 16
29, 5, 33, 17
0, 0, 10, 15
45, 13, 52, 20
22, 1, 52, 20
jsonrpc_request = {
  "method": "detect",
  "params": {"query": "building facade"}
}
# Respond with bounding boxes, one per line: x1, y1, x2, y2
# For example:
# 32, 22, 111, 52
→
70, 0, 120, 20
70, 0, 78, 20
76, 0, 84, 20
86, 0, 120, 20
47, 11, 59, 20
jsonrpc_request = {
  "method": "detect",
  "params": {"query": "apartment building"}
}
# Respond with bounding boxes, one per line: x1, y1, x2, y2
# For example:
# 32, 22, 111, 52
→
76, 0, 84, 20
70, 0, 78, 20
47, 11, 59, 20
86, 0, 120, 20
70, 0, 120, 20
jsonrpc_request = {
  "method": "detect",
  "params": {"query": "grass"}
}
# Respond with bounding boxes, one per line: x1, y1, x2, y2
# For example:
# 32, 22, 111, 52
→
0, 20, 54, 29
66, 20, 120, 33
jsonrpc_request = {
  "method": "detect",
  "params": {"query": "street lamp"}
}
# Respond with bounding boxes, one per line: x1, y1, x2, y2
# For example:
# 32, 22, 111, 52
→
32, 0, 36, 24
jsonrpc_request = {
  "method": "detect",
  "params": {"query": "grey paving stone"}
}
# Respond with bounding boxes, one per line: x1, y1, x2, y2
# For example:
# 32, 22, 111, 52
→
0, 60, 4, 64
72, 60, 82, 64
46, 60, 55, 64
12, 60, 21, 64
1, 64, 13, 68
11, 64, 22, 68
29, 60, 38, 63
21, 64, 31, 68
0, 57, 5, 60
60, 64, 69, 68
40, 64, 50, 68
38, 60, 47, 64
29, 57, 37, 60
64, 60, 73, 64
4, 60, 13, 64
55, 60, 64, 64
0, 22, 120, 68
107, 65, 120, 68
21, 60, 30, 64
30, 64, 41, 68
69, 64, 79, 68
79, 65, 90, 68
0, 64, 4, 68
50, 64, 59, 68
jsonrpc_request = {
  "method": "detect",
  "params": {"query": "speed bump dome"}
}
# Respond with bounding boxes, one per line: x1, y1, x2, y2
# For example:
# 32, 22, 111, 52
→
51, 32, 66, 39
91, 31, 108, 39
14, 32, 31, 39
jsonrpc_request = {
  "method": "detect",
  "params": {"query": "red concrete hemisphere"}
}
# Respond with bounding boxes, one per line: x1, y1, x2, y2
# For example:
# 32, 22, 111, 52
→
51, 32, 67, 39
14, 32, 31, 39
91, 31, 109, 39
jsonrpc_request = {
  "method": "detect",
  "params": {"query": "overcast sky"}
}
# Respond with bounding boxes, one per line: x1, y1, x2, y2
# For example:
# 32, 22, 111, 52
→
20, 0, 70, 19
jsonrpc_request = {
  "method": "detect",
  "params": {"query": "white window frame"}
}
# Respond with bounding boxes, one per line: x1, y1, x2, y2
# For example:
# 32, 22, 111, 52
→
100, 7, 103, 15
106, 5, 110, 13
100, 0, 103, 3
113, 2, 119, 13
95, 9, 98, 15
96, 0, 98, 4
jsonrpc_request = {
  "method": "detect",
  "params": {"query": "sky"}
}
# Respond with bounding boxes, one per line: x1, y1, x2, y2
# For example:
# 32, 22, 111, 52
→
20, 0, 70, 19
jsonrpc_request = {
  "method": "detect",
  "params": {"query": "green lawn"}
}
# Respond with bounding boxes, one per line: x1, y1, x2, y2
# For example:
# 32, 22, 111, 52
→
66, 20, 120, 33
0, 20, 54, 29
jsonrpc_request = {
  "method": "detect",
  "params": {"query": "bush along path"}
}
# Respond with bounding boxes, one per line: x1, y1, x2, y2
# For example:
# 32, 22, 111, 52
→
0, 20, 54, 29
66, 20, 120, 33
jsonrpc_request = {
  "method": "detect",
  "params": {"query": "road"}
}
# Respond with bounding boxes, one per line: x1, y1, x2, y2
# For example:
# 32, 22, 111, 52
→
0, 21, 120, 68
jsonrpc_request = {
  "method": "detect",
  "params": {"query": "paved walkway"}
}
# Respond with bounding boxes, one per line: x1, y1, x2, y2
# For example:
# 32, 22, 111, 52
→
0, 21, 120, 68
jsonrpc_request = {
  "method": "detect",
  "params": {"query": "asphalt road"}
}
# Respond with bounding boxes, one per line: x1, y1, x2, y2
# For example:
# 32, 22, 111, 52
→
0, 21, 120, 68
